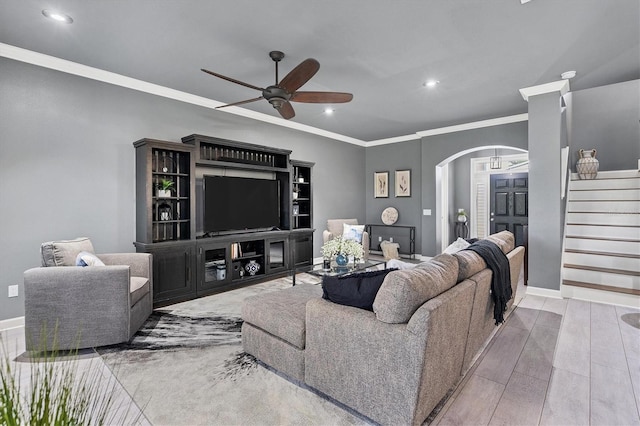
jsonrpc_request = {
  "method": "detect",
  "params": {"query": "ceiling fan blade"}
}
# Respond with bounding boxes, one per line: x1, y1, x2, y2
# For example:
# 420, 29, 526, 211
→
201, 68, 264, 92
290, 91, 353, 103
278, 58, 320, 93
215, 96, 264, 109
277, 102, 295, 120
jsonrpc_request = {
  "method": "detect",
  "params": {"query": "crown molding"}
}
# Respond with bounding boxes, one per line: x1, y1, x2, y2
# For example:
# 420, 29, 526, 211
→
0, 43, 367, 146
415, 113, 529, 138
519, 80, 570, 102
366, 134, 421, 147
1, 42, 534, 148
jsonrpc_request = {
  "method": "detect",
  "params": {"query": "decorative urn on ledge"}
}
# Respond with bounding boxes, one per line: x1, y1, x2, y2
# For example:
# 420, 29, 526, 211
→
576, 149, 599, 180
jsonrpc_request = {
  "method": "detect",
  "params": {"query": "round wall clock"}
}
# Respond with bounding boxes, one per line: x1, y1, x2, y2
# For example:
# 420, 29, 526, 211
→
381, 207, 399, 225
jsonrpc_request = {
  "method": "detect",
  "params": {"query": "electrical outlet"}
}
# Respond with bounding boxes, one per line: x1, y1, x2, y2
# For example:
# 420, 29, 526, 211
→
423, 209, 432, 216
8, 285, 18, 298
389, 237, 394, 243
378, 236, 382, 242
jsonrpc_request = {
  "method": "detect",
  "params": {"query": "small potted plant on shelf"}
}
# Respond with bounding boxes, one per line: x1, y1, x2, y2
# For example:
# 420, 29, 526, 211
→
157, 178, 174, 198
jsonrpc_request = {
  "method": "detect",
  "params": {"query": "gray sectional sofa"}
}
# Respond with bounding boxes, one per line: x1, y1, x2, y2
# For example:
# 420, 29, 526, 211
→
242, 231, 525, 425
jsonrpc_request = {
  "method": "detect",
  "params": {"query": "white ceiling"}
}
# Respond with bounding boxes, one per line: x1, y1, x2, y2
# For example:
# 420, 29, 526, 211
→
1, 0, 638, 143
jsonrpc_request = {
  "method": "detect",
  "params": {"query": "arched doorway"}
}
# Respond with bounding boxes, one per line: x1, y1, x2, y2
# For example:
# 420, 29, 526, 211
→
436, 146, 528, 253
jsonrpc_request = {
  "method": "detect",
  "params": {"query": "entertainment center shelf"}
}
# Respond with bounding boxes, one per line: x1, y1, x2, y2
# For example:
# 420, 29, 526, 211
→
133, 134, 314, 307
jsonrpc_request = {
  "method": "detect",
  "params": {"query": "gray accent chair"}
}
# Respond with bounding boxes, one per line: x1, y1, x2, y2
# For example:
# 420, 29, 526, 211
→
322, 218, 370, 260
24, 238, 153, 351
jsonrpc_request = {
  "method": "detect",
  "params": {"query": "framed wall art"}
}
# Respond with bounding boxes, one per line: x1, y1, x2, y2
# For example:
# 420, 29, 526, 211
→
374, 171, 389, 198
395, 169, 411, 197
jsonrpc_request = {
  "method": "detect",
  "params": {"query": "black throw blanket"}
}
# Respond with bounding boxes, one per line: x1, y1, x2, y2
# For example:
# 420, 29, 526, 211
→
464, 239, 512, 325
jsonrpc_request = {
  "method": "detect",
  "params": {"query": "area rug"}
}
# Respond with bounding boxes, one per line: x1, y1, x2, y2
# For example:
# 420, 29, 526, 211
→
97, 274, 373, 426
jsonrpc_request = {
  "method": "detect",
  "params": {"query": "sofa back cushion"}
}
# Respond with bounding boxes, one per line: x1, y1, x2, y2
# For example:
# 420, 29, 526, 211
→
485, 231, 515, 254
41, 237, 95, 267
327, 218, 358, 237
453, 250, 486, 282
373, 253, 459, 324
453, 231, 516, 282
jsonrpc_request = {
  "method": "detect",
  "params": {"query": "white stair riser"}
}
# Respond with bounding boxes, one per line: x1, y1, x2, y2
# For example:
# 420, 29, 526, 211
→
563, 252, 640, 272
569, 189, 640, 201
564, 238, 639, 254
571, 177, 640, 190
563, 268, 639, 291
565, 224, 640, 240
568, 201, 639, 213
566, 212, 640, 227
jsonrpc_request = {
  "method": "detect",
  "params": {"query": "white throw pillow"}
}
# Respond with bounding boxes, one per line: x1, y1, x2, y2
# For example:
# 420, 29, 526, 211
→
75, 251, 105, 267
443, 237, 471, 254
386, 258, 418, 270
342, 224, 365, 243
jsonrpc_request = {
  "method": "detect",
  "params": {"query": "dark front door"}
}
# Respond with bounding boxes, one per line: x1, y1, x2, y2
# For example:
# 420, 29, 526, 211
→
490, 172, 528, 247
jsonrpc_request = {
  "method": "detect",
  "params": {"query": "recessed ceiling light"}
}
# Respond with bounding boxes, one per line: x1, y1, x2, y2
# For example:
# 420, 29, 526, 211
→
424, 80, 440, 88
324, 108, 334, 115
561, 70, 577, 80
42, 9, 74, 24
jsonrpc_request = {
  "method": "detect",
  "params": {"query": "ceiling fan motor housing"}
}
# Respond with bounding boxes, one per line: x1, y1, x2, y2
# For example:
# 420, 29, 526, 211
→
263, 86, 290, 109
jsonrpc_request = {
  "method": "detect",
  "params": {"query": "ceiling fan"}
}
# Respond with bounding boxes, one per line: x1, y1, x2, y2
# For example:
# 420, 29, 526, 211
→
201, 51, 353, 120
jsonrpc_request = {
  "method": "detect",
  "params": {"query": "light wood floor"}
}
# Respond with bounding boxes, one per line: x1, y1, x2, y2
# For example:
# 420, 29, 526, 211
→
431, 291, 640, 425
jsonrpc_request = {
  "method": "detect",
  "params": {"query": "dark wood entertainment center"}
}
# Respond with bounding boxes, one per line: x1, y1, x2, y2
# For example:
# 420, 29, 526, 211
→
133, 134, 314, 307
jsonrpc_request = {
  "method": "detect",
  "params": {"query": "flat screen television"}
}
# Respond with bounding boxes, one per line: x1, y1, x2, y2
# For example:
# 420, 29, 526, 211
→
203, 175, 280, 233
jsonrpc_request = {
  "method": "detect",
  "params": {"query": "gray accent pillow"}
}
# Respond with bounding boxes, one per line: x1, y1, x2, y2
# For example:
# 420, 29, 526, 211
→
41, 237, 94, 267
373, 253, 459, 324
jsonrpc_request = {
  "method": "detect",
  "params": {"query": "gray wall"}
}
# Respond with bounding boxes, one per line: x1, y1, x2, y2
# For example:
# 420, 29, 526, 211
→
365, 140, 423, 252
571, 79, 640, 171
527, 91, 566, 291
420, 122, 530, 256
0, 58, 365, 321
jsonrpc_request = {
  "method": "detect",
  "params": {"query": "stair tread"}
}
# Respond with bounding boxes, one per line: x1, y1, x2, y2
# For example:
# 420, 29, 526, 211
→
565, 235, 640, 243
564, 248, 640, 259
563, 264, 640, 276
566, 223, 640, 228
562, 280, 640, 296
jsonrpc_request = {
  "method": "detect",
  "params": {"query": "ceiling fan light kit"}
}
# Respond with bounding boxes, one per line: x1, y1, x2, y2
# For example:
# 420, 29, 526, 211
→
202, 51, 353, 120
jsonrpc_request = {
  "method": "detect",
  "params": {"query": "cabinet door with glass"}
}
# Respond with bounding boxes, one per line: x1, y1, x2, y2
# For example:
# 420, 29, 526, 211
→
197, 241, 231, 292
265, 237, 289, 275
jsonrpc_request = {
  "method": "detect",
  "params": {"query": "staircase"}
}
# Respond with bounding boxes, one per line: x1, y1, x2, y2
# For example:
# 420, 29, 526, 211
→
561, 170, 640, 307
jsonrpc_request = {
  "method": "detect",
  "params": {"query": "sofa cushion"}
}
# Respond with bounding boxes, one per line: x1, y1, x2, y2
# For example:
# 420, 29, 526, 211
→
342, 223, 365, 243
322, 268, 396, 311
242, 284, 322, 349
485, 231, 515, 254
41, 237, 95, 267
75, 251, 105, 267
327, 219, 358, 237
453, 250, 487, 282
130, 276, 150, 306
373, 253, 459, 324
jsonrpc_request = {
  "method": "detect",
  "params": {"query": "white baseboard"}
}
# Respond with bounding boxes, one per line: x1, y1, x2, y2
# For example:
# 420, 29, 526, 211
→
526, 286, 563, 299
0, 316, 24, 331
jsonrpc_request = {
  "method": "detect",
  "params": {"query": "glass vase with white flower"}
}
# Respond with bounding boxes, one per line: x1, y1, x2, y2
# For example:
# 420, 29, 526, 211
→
321, 236, 364, 267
